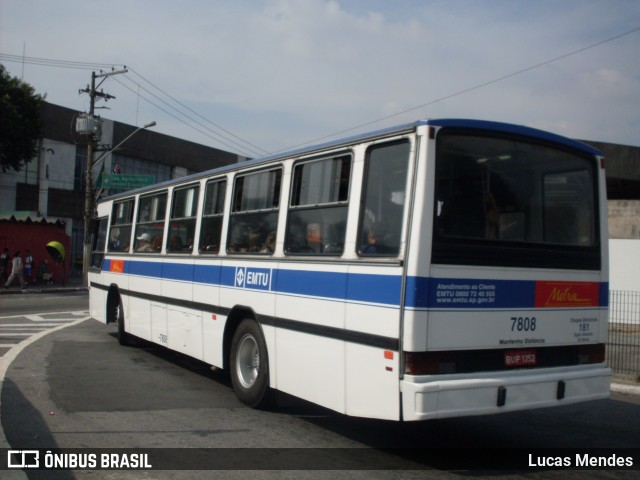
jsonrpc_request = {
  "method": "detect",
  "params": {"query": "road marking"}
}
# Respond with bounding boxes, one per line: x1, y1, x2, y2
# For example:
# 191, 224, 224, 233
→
0, 311, 91, 356
0, 310, 89, 320
0, 313, 90, 459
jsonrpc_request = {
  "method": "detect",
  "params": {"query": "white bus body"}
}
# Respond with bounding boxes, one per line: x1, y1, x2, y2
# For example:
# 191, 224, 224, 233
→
89, 119, 610, 421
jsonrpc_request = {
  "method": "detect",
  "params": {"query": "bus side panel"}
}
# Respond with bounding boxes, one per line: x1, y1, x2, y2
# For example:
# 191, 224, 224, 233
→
127, 258, 162, 341
345, 343, 400, 420
167, 309, 202, 359
194, 259, 223, 367
344, 266, 402, 420
150, 303, 167, 347
276, 329, 346, 414
89, 278, 107, 323
274, 264, 347, 414
162, 258, 200, 358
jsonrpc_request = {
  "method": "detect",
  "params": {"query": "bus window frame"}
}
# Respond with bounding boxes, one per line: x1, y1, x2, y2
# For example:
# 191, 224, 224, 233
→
285, 152, 352, 257
90, 216, 109, 270
357, 139, 412, 258
167, 182, 200, 254
199, 177, 227, 255
133, 190, 168, 254
107, 198, 135, 253
227, 167, 283, 255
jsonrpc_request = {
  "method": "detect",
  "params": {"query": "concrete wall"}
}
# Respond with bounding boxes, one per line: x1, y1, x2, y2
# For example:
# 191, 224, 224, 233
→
609, 239, 640, 291
609, 200, 640, 239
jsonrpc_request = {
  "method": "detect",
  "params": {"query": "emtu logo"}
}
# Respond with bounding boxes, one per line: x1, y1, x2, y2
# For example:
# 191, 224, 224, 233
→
235, 268, 246, 288
234, 267, 272, 291
535, 281, 600, 307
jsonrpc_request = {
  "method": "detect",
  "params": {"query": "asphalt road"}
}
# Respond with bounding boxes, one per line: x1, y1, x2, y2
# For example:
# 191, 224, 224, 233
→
1, 292, 639, 479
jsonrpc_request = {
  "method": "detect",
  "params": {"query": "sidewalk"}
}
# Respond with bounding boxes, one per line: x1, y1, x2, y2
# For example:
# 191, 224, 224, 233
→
1, 276, 87, 295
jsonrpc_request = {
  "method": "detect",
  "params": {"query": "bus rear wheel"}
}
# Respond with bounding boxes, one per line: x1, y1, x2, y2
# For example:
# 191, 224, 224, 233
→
230, 319, 272, 409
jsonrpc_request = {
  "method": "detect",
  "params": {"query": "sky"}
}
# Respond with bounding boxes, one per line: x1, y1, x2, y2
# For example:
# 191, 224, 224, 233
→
1, 0, 639, 158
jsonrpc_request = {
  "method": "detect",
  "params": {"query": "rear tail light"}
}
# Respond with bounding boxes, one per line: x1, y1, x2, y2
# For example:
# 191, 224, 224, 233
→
404, 351, 456, 375
577, 343, 606, 364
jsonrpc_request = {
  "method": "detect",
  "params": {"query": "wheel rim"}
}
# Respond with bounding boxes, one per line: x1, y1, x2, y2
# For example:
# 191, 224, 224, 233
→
236, 333, 259, 389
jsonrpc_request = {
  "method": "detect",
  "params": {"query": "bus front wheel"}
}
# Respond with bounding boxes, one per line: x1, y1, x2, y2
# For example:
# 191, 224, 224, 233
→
230, 319, 272, 409
108, 294, 132, 346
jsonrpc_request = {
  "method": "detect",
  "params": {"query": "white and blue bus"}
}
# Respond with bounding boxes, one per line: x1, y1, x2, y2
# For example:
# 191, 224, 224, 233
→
89, 119, 610, 421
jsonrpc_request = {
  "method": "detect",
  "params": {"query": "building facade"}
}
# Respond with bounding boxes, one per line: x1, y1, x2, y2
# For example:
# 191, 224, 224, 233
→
0, 102, 244, 280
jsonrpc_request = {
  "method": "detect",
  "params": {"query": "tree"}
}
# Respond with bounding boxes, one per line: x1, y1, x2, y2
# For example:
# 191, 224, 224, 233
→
0, 64, 44, 172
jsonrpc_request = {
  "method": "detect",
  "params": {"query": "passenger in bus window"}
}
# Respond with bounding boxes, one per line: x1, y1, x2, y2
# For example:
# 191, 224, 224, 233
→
110, 229, 122, 250
261, 231, 276, 254
360, 229, 378, 254
169, 235, 183, 251
136, 233, 152, 252
151, 235, 163, 252
201, 232, 220, 253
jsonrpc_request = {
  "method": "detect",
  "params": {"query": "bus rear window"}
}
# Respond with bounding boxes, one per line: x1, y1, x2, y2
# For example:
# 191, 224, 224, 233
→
433, 130, 600, 270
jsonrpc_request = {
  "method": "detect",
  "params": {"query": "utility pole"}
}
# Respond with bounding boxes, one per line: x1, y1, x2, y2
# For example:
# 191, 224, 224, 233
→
79, 68, 127, 286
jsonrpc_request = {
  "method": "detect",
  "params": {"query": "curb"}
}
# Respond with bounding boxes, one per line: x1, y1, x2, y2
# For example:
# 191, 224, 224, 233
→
610, 382, 640, 396
1, 287, 87, 295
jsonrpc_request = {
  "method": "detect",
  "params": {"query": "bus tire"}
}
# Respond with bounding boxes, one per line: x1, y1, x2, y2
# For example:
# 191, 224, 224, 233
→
109, 296, 133, 346
230, 319, 272, 409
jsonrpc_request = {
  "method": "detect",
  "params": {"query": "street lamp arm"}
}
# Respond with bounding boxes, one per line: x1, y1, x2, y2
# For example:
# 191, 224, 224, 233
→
93, 121, 157, 169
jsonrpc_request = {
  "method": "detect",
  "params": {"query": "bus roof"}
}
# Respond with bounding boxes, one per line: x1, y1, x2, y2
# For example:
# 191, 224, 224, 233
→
100, 118, 603, 202
424, 118, 603, 157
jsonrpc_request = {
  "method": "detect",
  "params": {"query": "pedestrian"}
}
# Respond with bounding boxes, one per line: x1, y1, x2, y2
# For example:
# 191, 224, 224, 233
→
24, 249, 34, 284
0, 247, 9, 283
4, 251, 26, 289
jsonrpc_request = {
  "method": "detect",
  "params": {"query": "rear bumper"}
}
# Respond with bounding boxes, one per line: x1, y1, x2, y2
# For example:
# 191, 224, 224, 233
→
401, 365, 611, 421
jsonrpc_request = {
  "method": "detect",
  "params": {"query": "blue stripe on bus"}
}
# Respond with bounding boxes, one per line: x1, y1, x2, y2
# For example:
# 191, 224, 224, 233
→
163, 262, 194, 282
101, 259, 607, 309
194, 264, 222, 284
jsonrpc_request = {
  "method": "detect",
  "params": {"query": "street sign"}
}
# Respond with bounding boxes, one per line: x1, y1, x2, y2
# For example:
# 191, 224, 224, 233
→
101, 174, 155, 189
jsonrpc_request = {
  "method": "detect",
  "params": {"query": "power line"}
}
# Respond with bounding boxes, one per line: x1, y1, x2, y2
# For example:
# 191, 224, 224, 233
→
0, 53, 119, 71
127, 68, 270, 156
115, 72, 267, 158
281, 25, 640, 152
111, 75, 261, 158
0, 53, 266, 157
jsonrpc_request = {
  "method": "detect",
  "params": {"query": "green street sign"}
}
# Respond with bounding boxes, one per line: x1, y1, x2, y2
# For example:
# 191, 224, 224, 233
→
101, 174, 155, 189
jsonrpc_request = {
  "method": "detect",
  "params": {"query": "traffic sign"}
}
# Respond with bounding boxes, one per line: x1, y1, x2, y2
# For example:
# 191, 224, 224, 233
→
101, 174, 155, 189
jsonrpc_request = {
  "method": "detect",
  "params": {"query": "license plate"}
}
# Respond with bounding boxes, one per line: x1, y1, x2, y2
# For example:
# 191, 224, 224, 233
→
504, 349, 537, 367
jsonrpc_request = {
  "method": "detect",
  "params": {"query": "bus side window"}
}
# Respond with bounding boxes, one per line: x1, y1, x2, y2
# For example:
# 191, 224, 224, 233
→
199, 179, 226, 254
168, 184, 199, 253
108, 199, 134, 252
228, 169, 281, 254
134, 192, 167, 253
285, 154, 351, 256
90, 217, 109, 268
358, 141, 411, 257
